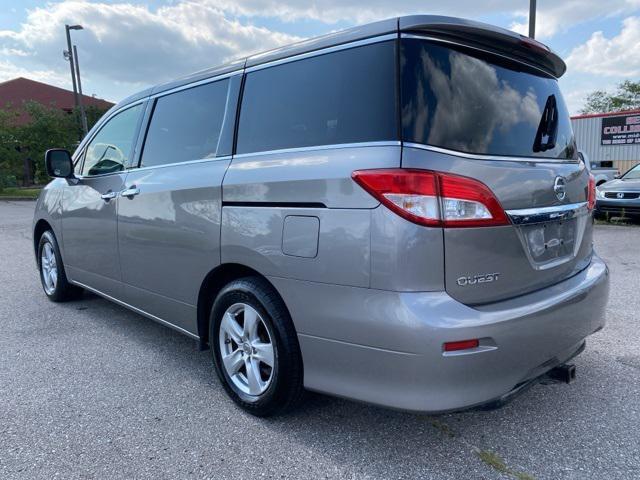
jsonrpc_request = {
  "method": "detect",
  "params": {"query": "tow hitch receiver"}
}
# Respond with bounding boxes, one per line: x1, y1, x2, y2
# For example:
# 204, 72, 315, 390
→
547, 364, 576, 384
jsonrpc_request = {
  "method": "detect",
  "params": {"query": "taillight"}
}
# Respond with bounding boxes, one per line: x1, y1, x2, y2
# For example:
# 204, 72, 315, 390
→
439, 174, 510, 227
587, 174, 596, 210
352, 169, 510, 228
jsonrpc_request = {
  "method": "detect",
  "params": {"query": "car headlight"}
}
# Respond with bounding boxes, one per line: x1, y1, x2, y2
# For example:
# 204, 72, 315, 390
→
596, 188, 606, 198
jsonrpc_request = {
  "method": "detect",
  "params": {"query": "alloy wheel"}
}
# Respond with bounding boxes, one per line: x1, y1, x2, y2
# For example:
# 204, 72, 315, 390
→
218, 302, 275, 396
41, 242, 58, 295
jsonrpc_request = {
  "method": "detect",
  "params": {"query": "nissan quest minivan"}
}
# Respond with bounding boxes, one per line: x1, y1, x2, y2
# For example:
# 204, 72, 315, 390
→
34, 16, 609, 416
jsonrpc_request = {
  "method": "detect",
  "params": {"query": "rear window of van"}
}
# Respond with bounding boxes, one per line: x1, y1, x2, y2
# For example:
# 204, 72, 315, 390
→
401, 38, 577, 160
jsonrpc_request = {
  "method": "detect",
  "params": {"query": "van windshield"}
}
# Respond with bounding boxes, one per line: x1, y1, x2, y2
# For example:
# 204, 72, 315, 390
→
401, 38, 577, 160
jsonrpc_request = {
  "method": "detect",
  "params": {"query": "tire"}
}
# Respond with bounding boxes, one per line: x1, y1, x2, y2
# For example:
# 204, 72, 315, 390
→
37, 230, 83, 302
209, 276, 303, 416
593, 210, 607, 221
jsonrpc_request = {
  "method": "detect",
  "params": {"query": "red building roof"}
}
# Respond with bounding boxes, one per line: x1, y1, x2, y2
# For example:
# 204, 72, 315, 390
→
571, 108, 640, 121
0, 77, 114, 124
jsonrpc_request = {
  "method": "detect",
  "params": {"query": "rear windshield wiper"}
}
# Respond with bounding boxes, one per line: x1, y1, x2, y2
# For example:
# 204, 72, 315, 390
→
533, 94, 558, 153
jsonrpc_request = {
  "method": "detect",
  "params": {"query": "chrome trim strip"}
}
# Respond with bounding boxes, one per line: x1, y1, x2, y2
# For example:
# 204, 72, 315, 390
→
403, 142, 579, 164
401, 33, 553, 78
245, 34, 398, 73
506, 202, 589, 225
149, 71, 241, 100
74, 170, 128, 180
71, 280, 200, 340
133, 156, 232, 173
233, 141, 401, 159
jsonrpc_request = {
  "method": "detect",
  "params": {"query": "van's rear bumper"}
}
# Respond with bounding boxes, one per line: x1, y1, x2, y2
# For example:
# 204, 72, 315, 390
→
270, 254, 609, 412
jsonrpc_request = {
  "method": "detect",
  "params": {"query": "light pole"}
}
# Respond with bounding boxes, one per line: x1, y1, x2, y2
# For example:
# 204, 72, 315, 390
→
529, 0, 537, 39
73, 45, 88, 135
64, 24, 87, 136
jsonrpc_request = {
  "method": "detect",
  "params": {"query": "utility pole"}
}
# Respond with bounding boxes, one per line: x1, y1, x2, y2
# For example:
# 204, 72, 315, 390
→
64, 25, 79, 110
529, 0, 537, 39
64, 24, 85, 138
73, 45, 89, 136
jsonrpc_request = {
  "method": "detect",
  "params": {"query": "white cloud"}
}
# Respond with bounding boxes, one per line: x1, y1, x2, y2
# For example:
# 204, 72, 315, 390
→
509, 0, 640, 39
199, 0, 640, 36
203, 0, 511, 24
1, 0, 640, 104
0, 1, 300, 101
208, 0, 640, 30
0, 60, 68, 87
558, 79, 598, 115
566, 16, 640, 77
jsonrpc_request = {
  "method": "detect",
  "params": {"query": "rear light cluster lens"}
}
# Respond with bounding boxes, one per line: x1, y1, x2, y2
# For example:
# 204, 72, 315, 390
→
587, 173, 596, 210
352, 169, 510, 228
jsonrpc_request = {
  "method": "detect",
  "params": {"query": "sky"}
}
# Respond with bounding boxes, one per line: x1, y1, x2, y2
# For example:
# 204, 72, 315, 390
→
0, 0, 639, 114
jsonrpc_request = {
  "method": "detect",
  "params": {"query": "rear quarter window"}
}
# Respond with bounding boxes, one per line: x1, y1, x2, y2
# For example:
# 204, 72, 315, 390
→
236, 40, 398, 154
401, 38, 577, 160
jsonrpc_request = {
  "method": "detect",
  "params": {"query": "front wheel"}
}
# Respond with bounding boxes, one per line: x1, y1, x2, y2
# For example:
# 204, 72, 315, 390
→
37, 230, 83, 302
210, 277, 303, 416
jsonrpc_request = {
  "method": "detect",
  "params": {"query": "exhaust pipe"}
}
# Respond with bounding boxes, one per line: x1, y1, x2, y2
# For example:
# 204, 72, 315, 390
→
547, 364, 576, 384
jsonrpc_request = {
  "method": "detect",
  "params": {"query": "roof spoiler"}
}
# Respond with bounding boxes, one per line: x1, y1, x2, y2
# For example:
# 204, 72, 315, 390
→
399, 16, 567, 78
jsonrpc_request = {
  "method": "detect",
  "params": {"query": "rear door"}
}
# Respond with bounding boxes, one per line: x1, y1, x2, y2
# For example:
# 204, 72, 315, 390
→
400, 37, 593, 304
116, 75, 239, 334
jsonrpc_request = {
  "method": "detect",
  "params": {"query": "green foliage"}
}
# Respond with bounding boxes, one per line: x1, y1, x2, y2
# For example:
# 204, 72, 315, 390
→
581, 80, 640, 114
0, 100, 109, 186
0, 187, 41, 199
0, 108, 22, 190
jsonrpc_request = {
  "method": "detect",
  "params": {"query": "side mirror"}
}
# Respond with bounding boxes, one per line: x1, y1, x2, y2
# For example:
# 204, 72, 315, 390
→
45, 149, 74, 178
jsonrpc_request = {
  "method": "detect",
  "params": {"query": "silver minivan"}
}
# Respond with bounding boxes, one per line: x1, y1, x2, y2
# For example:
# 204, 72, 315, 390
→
34, 15, 609, 416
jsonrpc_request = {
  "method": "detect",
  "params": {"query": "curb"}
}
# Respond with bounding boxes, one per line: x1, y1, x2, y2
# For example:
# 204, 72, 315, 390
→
0, 197, 39, 201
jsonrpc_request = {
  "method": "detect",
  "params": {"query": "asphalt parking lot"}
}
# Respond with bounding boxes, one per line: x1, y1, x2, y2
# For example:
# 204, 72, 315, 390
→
1, 200, 639, 480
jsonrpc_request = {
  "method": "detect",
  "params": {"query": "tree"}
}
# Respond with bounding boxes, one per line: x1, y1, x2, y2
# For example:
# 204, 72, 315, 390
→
0, 109, 22, 191
581, 80, 640, 114
0, 101, 109, 186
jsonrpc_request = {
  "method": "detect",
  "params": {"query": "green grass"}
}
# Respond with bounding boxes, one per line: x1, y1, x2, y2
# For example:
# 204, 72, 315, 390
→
426, 417, 456, 438
0, 187, 41, 199
475, 449, 536, 480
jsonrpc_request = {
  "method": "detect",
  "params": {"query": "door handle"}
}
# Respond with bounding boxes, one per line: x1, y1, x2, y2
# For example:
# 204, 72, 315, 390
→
100, 190, 118, 201
121, 186, 140, 198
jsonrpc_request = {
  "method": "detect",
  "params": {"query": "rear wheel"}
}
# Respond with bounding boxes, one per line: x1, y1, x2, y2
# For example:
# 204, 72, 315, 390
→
210, 277, 303, 416
37, 230, 83, 302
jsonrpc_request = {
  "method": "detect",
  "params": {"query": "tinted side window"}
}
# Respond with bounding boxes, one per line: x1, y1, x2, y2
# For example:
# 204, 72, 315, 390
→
237, 41, 397, 154
140, 79, 230, 168
82, 104, 143, 176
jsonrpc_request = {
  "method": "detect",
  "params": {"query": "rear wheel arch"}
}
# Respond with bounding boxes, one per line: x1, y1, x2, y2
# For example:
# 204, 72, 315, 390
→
196, 264, 292, 349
